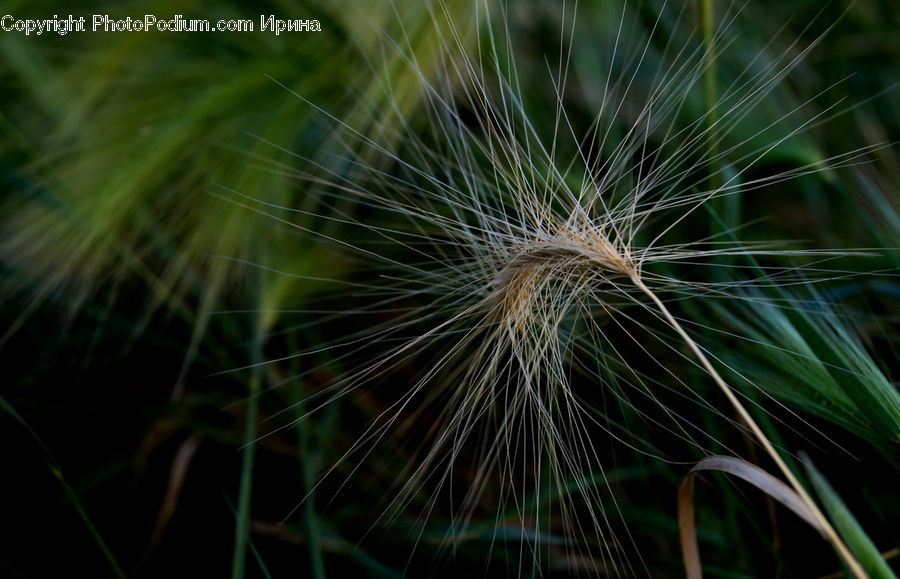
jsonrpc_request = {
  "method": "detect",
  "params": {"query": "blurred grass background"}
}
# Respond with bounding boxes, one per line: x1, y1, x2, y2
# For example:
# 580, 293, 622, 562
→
1, 0, 898, 577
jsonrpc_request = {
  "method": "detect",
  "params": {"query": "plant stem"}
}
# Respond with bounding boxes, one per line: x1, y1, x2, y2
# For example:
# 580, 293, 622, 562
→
0, 395, 128, 579
629, 274, 866, 578
290, 370, 327, 579
232, 313, 264, 579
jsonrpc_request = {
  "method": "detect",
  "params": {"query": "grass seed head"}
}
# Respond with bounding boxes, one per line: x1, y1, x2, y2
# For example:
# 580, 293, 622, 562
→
245, 1, 883, 574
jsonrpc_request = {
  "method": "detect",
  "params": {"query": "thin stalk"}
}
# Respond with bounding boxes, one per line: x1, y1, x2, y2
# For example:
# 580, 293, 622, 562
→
232, 312, 264, 579
629, 273, 866, 578
289, 357, 327, 579
299, 414, 327, 579
0, 395, 127, 579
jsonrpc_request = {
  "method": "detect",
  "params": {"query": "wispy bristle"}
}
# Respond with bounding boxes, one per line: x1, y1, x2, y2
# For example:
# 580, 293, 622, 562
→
234, 1, 883, 574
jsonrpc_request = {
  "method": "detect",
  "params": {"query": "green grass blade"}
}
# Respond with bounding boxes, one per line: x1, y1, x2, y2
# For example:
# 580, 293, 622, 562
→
232, 309, 264, 579
0, 395, 127, 579
803, 456, 897, 578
